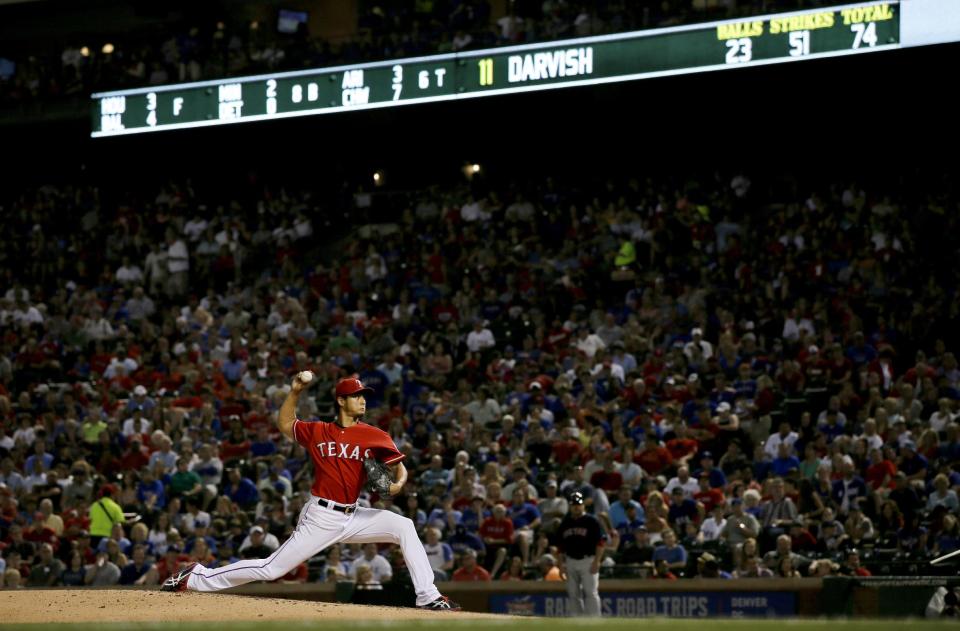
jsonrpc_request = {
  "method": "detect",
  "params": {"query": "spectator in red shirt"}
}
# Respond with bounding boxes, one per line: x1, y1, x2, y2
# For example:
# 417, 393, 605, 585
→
693, 473, 724, 513
622, 378, 651, 413
155, 544, 190, 583
219, 423, 251, 464
479, 504, 514, 569
665, 422, 699, 466
552, 426, 582, 466
452, 549, 491, 581
636, 440, 674, 476
865, 447, 897, 492
843, 549, 871, 577
589, 456, 624, 493
119, 437, 149, 472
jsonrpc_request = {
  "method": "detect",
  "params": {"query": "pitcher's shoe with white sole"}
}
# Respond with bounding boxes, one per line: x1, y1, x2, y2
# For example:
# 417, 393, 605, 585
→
419, 595, 461, 610
160, 562, 197, 592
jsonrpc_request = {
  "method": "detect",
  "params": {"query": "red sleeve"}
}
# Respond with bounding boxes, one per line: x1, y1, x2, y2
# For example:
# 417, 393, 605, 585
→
367, 426, 405, 465
293, 418, 314, 447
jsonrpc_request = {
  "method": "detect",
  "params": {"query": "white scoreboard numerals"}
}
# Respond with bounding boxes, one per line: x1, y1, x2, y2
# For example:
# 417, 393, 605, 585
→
725, 38, 752, 64
789, 30, 811, 57
266, 79, 278, 114
392, 65, 403, 101
146, 91, 157, 127
851, 22, 877, 49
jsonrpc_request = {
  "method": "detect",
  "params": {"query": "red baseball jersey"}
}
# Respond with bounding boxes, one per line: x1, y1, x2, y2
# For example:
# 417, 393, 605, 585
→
293, 418, 405, 504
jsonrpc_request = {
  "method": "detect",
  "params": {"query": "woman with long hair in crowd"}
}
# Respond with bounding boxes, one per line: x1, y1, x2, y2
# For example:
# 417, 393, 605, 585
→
148, 511, 172, 555
499, 555, 525, 581
776, 555, 801, 578
877, 499, 904, 547
643, 490, 670, 544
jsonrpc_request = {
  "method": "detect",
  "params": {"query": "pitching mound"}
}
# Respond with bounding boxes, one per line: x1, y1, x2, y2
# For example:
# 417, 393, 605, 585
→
0, 589, 505, 623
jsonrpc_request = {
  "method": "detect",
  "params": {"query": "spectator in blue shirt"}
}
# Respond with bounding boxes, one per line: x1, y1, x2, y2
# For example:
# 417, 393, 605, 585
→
899, 441, 929, 482
652, 529, 688, 571
119, 545, 156, 585
508, 488, 541, 566
771, 443, 801, 477
24, 442, 54, 475
220, 351, 246, 384
845, 332, 877, 367
695, 451, 727, 489
249, 425, 277, 460
223, 467, 259, 509
137, 467, 167, 510
818, 409, 846, 443
449, 524, 486, 557
667, 487, 700, 530
460, 497, 488, 532
508, 489, 541, 530
616, 504, 646, 543
426, 494, 462, 534
609, 484, 645, 528
419, 455, 452, 490
831, 461, 868, 514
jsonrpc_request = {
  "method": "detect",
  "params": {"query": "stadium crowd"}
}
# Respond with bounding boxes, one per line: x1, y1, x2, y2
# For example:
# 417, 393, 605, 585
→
1, 0, 841, 109
1, 165, 959, 590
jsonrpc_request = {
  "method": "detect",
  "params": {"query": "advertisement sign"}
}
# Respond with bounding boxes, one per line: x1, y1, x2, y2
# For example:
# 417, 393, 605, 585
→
490, 591, 796, 617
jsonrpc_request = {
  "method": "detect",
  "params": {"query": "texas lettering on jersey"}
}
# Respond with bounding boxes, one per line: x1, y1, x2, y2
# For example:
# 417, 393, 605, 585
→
293, 418, 405, 504
316, 442, 373, 460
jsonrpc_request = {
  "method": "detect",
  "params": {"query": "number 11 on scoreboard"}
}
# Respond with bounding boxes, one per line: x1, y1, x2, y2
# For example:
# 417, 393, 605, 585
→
478, 58, 494, 86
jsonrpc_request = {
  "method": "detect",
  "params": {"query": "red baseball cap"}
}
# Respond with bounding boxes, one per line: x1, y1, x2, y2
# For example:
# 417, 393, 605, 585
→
335, 377, 374, 397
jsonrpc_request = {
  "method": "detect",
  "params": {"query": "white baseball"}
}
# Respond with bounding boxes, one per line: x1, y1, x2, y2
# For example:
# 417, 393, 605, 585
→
297, 370, 314, 383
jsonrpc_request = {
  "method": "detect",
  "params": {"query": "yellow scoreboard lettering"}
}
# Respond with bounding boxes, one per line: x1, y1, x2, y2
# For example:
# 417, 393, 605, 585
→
769, 11, 835, 34
841, 3, 895, 25
716, 20, 764, 40
478, 58, 494, 86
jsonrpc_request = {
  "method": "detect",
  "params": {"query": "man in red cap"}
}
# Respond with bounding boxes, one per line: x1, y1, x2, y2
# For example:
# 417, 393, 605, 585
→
162, 374, 460, 610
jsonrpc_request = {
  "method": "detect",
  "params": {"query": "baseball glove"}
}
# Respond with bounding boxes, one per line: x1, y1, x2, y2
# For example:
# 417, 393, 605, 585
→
363, 458, 393, 495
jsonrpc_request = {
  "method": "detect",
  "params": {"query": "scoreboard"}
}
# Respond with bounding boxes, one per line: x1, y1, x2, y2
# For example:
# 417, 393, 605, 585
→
91, 1, 901, 137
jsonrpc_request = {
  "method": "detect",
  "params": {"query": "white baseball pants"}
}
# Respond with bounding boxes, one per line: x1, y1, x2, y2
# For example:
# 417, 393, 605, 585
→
186, 498, 442, 606
565, 556, 601, 616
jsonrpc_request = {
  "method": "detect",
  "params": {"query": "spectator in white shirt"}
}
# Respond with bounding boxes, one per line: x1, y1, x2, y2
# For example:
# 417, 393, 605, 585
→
165, 230, 189, 298
764, 421, 799, 459
460, 195, 491, 222
699, 504, 727, 542
664, 466, 700, 499
683, 327, 713, 362
103, 348, 138, 379
574, 326, 605, 359
121, 408, 151, 438
930, 398, 958, 433
183, 214, 208, 241
143, 243, 167, 296
115, 256, 144, 285
12, 299, 44, 326
125, 286, 155, 322
82, 316, 115, 341
466, 320, 495, 353
351, 543, 393, 583
857, 418, 884, 453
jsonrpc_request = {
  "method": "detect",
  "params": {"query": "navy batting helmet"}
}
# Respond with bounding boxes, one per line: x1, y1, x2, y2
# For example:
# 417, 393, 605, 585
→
569, 491, 585, 505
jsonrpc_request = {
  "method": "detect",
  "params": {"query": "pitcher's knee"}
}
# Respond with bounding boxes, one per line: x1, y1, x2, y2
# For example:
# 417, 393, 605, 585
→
262, 562, 293, 581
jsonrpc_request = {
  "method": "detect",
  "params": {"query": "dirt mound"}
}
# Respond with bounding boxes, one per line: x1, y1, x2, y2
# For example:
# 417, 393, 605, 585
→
0, 589, 503, 623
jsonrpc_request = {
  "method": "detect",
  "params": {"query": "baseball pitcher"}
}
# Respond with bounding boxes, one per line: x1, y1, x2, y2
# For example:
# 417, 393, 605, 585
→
161, 374, 459, 610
